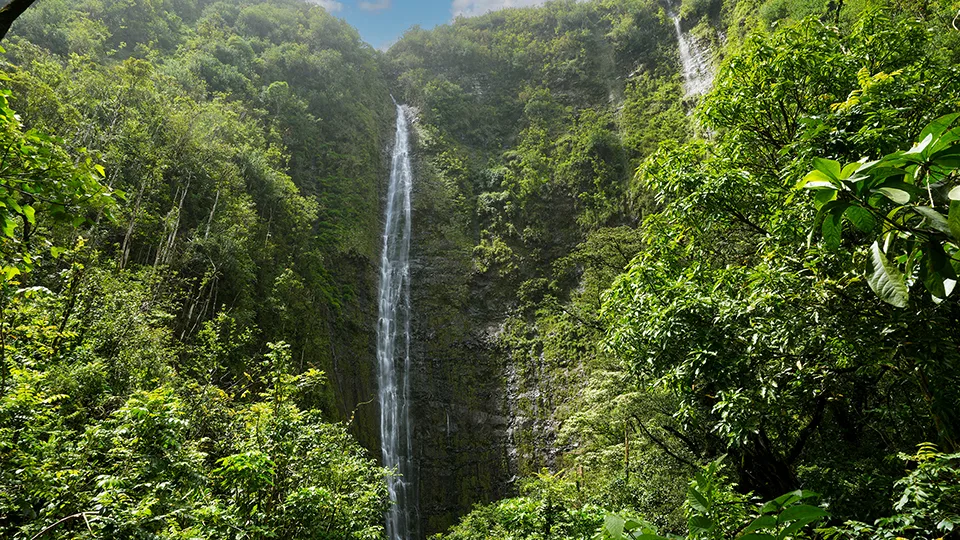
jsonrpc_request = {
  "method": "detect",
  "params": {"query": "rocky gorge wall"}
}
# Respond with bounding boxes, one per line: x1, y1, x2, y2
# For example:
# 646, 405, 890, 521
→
405, 118, 516, 534
367, 1, 709, 534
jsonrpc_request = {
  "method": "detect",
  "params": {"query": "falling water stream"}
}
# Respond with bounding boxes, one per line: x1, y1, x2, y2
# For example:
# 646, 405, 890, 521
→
377, 103, 419, 540
668, 8, 714, 97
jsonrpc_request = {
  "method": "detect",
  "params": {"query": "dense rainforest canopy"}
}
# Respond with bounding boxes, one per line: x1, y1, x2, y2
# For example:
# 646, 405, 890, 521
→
0, 0, 958, 538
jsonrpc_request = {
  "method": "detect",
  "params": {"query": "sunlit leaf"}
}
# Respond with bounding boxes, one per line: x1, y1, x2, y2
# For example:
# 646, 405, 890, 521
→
812, 157, 842, 180
867, 242, 909, 307
919, 112, 960, 142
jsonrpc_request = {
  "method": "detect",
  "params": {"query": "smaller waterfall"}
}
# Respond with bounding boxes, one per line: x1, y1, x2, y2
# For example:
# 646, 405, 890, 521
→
377, 103, 419, 540
669, 10, 714, 97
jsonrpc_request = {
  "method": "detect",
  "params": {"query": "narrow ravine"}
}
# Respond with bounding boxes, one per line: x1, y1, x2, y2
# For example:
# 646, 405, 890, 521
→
377, 103, 419, 540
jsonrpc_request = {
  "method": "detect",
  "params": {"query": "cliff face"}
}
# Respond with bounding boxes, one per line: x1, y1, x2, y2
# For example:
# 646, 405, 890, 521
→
403, 122, 609, 536
405, 119, 514, 534
328, 251, 382, 453
381, 2, 688, 534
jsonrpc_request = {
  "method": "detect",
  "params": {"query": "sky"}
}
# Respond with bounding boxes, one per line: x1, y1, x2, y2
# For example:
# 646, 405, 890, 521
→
308, 0, 552, 49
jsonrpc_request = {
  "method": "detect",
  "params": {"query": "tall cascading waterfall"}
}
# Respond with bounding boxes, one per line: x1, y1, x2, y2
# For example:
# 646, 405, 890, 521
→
377, 103, 419, 540
668, 7, 714, 97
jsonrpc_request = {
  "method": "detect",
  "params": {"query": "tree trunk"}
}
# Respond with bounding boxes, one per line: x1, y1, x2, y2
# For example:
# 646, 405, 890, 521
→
736, 430, 799, 500
0, 0, 38, 42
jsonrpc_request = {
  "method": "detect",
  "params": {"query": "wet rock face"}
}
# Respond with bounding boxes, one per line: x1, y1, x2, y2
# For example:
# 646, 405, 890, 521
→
396, 114, 579, 537
328, 252, 380, 453
406, 140, 515, 536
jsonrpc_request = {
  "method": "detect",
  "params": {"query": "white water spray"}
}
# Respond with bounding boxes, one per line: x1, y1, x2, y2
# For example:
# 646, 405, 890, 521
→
669, 8, 714, 97
377, 103, 418, 540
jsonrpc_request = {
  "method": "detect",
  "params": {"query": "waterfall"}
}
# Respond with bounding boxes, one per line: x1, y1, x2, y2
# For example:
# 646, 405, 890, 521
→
377, 103, 419, 540
669, 9, 714, 97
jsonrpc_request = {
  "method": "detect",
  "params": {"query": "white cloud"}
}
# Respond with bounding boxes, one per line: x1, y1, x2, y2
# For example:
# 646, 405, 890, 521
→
359, 0, 391, 11
451, 0, 548, 18
306, 0, 344, 12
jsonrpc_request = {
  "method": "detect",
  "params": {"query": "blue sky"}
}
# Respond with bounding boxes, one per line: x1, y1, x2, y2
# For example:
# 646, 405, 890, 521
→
309, 0, 551, 49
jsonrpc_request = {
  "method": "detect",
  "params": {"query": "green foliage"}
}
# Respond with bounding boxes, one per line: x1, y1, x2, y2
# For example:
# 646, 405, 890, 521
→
825, 443, 960, 539
681, 460, 752, 540
3, 0, 960, 537
594, 511, 663, 540
594, 461, 828, 540
3, 0, 393, 404
434, 471, 603, 540
592, 4, 960, 536
0, 331, 387, 539
799, 114, 960, 306
0, 0, 393, 536
0, 79, 117, 282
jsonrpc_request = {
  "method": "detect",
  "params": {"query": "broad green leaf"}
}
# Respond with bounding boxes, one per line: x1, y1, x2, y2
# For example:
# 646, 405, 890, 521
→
605, 514, 625, 538
919, 113, 960, 142
921, 242, 956, 299
814, 188, 838, 209
687, 515, 714, 536
687, 487, 709, 513
2, 265, 21, 281
840, 161, 861, 179
949, 201, 960, 240
930, 138, 960, 161
623, 519, 646, 530
913, 206, 951, 234
867, 242, 909, 307
0, 216, 14, 238
742, 515, 777, 534
920, 252, 947, 299
764, 490, 811, 512
875, 187, 912, 205
822, 208, 844, 249
905, 133, 934, 156
844, 206, 876, 233
867, 167, 908, 182
738, 534, 776, 540
778, 504, 829, 523
852, 167, 904, 196
779, 513, 828, 539
796, 169, 838, 189
812, 157, 841, 180
23, 204, 35, 225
